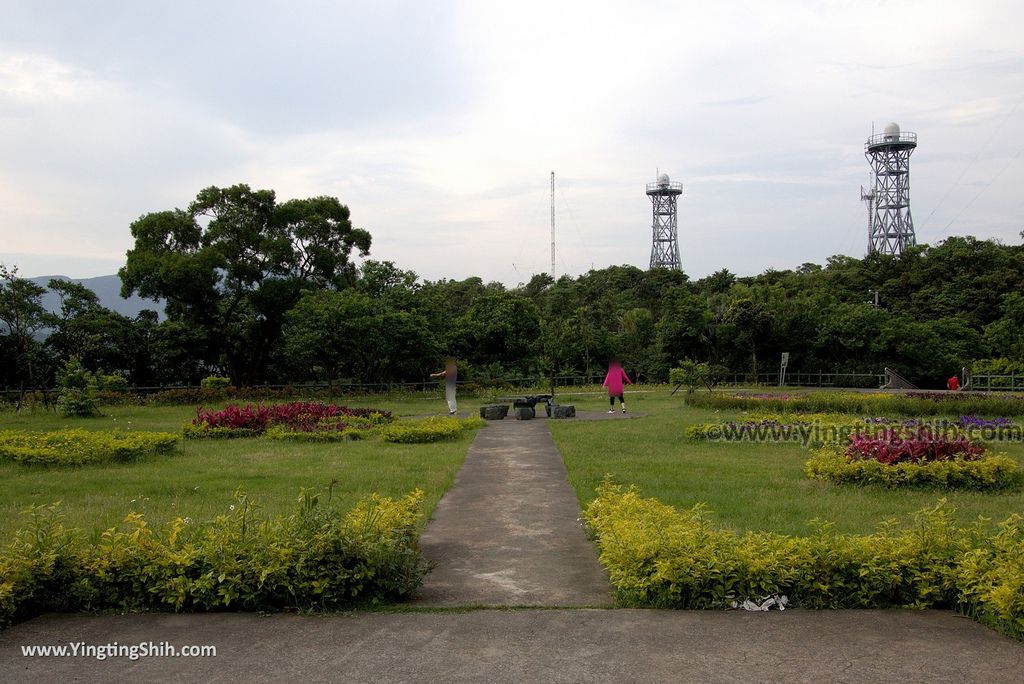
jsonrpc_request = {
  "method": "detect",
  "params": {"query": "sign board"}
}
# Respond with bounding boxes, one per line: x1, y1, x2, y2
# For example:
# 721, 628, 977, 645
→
780, 352, 789, 368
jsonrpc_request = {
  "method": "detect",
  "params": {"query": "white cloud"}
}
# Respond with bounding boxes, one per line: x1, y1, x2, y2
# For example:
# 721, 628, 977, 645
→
1, 0, 1022, 283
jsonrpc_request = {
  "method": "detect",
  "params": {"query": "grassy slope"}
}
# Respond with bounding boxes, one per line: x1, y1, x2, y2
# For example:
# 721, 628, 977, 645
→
0, 395, 487, 543
548, 389, 1024, 535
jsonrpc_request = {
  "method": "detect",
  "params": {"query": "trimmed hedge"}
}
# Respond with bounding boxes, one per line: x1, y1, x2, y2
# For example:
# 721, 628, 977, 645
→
181, 425, 263, 440
685, 391, 1024, 417
584, 481, 1024, 640
147, 386, 297, 406
0, 429, 179, 466
264, 425, 365, 442
379, 416, 484, 444
0, 489, 428, 630
805, 445, 1021, 491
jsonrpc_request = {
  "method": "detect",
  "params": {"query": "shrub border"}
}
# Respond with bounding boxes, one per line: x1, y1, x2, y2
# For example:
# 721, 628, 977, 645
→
584, 481, 1024, 641
805, 445, 1022, 491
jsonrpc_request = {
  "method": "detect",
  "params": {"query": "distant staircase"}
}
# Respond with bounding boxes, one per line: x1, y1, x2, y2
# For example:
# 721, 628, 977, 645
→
880, 368, 918, 390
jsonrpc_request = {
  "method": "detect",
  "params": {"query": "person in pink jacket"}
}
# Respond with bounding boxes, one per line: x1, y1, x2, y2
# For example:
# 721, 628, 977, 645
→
603, 358, 632, 414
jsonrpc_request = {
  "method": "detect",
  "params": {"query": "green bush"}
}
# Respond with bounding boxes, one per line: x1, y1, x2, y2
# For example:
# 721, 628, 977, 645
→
0, 504, 79, 627
684, 423, 716, 440
669, 359, 711, 394
56, 358, 100, 417
96, 372, 130, 393
805, 445, 1022, 491
583, 481, 1024, 639
971, 358, 1024, 389
0, 429, 179, 466
200, 375, 232, 390
0, 489, 428, 630
56, 389, 100, 418
379, 416, 483, 444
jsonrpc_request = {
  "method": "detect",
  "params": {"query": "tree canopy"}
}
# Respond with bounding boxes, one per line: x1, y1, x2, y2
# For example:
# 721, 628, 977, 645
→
4, 189, 1023, 392
119, 184, 371, 383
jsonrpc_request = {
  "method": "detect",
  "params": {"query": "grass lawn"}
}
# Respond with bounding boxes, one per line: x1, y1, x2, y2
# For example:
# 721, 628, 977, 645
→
548, 388, 1024, 535
0, 394, 490, 543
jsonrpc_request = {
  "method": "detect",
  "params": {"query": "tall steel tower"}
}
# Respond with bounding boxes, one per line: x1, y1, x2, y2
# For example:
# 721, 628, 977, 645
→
864, 122, 918, 255
647, 172, 683, 270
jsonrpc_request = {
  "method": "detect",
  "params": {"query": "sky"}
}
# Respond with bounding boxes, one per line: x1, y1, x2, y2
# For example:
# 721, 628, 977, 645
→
1, 0, 1022, 285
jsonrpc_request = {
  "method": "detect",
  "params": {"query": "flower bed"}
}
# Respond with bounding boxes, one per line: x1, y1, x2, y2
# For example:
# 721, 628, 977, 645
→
958, 415, 1014, 429
0, 429, 179, 466
685, 390, 1024, 417
689, 412, 1022, 446
806, 430, 1020, 490
185, 402, 393, 439
686, 413, 856, 443
846, 428, 985, 464
584, 481, 1024, 640
0, 489, 427, 630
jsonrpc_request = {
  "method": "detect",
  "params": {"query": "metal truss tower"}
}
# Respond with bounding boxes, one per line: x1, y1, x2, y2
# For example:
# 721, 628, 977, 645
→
647, 173, 683, 270
864, 122, 918, 255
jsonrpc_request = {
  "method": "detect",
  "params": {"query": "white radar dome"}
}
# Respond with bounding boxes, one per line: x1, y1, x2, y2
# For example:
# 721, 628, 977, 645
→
883, 122, 901, 139
657, 173, 670, 185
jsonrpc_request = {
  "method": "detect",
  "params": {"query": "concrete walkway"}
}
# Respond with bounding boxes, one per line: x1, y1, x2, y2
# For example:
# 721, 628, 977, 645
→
415, 419, 612, 606
2, 610, 1021, 682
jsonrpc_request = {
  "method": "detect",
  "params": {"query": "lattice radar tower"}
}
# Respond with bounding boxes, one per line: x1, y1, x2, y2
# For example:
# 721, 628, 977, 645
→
647, 173, 683, 270
864, 122, 918, 255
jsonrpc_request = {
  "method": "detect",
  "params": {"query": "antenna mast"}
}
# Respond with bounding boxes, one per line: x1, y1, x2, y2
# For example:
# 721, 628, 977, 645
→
860, 184, 875, 254
550, 171, 555, 278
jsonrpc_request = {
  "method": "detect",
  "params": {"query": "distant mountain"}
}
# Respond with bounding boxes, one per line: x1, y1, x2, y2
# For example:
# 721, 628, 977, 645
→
29, 275, 164, 319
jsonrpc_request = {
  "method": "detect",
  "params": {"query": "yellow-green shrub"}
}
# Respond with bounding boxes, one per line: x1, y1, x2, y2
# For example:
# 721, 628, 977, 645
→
953, 515, 1024, 640
583, 480, 964, 610
583, 481, 1024, 639
806, 445, 1022, 491
0, 429, 179, 466
379, 416, 482, 444
263, 425, 361, 442
0, 504, 79, 627
182, 424, 262, 440
0, 489, 428, 629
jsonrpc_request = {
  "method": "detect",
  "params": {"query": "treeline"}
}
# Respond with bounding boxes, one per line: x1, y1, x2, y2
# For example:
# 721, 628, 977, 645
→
2, 183, 1023, 392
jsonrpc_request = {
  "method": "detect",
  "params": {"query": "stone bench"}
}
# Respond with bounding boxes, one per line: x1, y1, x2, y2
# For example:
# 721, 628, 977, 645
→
480, 405, 509, 420
550, 405, 576, 419
514, 406, 535, 420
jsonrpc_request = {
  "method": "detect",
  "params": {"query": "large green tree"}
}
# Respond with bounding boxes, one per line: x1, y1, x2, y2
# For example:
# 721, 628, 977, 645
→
0, 265, 51, 396
119, 184, 371, 384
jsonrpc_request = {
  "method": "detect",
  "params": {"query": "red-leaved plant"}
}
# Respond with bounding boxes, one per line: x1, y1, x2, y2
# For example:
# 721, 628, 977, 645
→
192, 402, 392, 434
845, 428, 985, 465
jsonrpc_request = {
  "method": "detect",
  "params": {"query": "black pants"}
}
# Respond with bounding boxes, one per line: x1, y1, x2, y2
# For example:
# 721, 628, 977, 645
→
609, 394, 624, 406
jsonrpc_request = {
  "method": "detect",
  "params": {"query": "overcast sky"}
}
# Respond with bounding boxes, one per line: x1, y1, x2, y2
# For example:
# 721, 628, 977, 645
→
1, 0, 1022, 285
